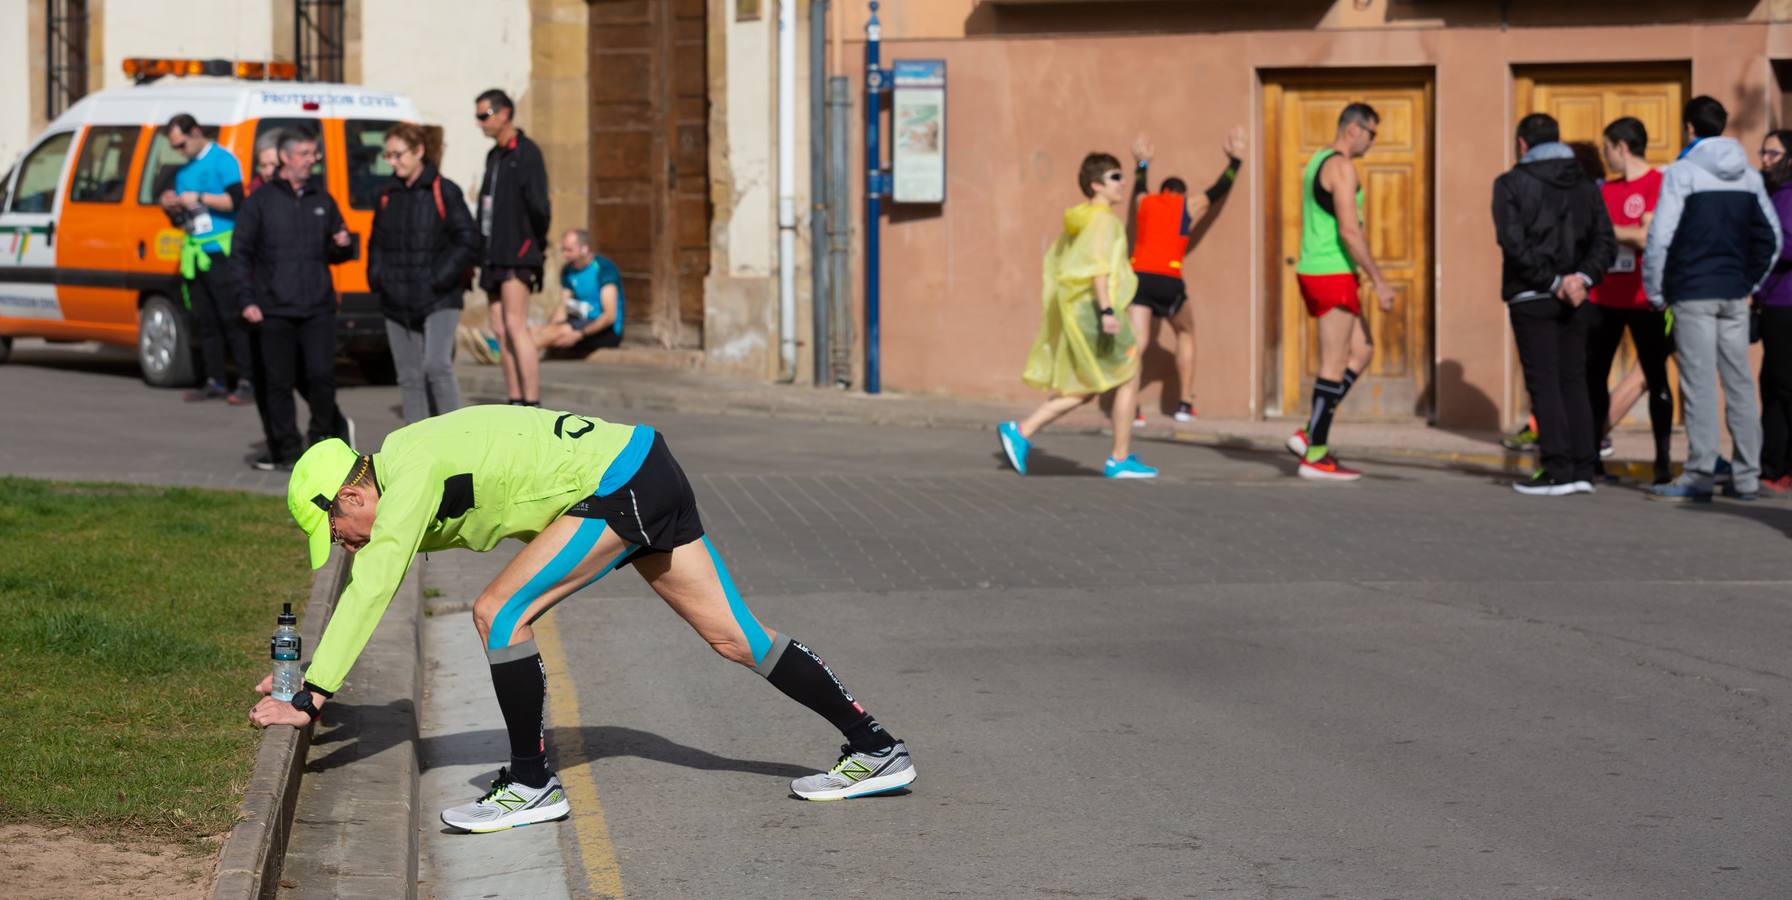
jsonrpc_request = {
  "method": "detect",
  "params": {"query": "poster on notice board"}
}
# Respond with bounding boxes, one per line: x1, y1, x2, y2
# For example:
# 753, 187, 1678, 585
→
892, 60, 945, 204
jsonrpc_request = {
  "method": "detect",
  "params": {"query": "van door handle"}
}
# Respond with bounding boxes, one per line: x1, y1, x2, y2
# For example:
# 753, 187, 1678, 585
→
44, 221, 54, 246
137, 240, 147, 259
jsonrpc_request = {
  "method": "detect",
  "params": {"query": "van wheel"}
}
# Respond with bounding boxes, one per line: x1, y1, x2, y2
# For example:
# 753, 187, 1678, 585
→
356, 350, 398, 386
139, 295, 196, 387
0, 336, 11, 364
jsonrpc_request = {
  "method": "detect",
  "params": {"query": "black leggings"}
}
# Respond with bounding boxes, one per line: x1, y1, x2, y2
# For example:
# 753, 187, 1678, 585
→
1586, 304, 1673, 479
1759, 306, 1792, 480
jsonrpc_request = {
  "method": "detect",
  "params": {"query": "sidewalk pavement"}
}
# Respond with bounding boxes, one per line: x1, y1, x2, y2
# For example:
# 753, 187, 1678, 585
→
457, 356, 1669, 479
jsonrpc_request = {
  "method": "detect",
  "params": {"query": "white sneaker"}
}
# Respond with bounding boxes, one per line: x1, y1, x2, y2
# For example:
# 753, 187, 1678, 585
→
440, 768, 571, 833
1571, 480, 1595, 494
342, 414, 358, 452
1172, 404, 1196, 423
791, 742, 916, 801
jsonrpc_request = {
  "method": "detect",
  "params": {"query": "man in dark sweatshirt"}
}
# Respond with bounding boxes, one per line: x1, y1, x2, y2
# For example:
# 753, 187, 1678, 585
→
235, 127, 358, 470
1492, 112, 1618, 496
1643, 96, 1782, 502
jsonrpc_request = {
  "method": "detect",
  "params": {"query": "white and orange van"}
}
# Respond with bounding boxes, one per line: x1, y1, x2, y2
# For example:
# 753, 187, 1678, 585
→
0, 66, 426, 386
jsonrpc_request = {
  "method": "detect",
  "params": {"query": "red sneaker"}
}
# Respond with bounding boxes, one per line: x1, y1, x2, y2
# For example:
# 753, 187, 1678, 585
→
1298, 453, 1362, 481
1286, 429, 1310, 458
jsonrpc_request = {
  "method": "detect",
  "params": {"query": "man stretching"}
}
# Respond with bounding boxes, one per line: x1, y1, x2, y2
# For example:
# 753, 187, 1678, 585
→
1124, 127, 1247, 426
1286, 103, 1396, 481
248, 406, 917, 831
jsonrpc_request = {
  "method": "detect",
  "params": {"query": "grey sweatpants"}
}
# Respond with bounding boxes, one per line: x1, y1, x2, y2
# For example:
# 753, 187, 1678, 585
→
1672, 298, 1761, 492
384, 306, 463, 423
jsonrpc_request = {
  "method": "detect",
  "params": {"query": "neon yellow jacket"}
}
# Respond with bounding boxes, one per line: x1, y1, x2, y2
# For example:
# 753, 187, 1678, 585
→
306, 405, 648, 693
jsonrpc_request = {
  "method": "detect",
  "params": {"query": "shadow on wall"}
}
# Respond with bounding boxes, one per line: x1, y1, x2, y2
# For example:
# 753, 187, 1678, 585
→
1432, 358, 1502, 433
964, 1, 1329, 36
964, 0, 1759, 37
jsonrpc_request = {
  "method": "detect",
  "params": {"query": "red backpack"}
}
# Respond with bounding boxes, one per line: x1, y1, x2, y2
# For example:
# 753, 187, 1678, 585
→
380, 176, 474, 290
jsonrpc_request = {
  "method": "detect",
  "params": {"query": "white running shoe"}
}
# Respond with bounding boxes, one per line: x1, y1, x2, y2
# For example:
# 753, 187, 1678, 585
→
441, 768, 571, 833
1286, 429, 1310, 458
791, 742, 916, 801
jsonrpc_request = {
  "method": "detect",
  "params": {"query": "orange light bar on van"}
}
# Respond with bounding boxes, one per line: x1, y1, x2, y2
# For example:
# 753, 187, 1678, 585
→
235, 61, 298, 81
123, 57, 299, 83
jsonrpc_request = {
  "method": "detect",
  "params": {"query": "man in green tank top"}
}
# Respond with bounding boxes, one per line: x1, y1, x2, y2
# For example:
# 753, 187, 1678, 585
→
1287, 102, 1397, 482
246, 405, 917, 830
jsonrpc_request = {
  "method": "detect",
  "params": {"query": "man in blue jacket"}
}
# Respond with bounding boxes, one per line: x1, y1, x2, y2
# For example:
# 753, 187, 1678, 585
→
1643, 96, 1782, 502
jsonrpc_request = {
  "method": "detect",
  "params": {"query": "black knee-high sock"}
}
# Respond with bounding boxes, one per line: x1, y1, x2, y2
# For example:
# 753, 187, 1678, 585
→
758, 635, 896, 754
1307, 378, 1346, 448
1341, 368, 1360, 397
489, 651, 550, 787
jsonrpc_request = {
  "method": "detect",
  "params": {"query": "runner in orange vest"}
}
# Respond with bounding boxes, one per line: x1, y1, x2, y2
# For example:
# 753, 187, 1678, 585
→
1124, 128, 1247, 426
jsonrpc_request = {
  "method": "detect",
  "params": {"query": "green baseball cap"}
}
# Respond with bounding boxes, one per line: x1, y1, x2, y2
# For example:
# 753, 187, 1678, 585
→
287, 438, 361, 569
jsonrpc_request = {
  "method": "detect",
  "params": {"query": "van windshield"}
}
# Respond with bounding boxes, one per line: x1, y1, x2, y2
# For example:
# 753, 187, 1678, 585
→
345, 120, 401, 210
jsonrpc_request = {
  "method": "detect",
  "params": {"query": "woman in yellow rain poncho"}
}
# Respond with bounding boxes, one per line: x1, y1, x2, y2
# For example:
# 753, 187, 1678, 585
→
998, 152, 1157, 479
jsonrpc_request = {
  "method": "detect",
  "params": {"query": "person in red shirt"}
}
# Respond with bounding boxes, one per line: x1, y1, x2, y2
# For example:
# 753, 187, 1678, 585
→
1124, 128, 1246, 425
1587, 116, 1674, 484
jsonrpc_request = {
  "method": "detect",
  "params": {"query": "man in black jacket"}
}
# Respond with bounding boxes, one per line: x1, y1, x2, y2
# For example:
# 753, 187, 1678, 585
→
1492, 112, 1618, 496
236, 128, 357, 470
475, 88, 552, 407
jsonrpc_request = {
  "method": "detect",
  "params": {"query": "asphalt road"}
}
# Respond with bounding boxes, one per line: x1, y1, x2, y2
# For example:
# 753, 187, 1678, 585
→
7, 343, 1790, 899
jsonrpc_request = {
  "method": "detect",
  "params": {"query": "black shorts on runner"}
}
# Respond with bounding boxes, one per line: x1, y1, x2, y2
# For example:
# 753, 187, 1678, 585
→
480, 265, 544, 295
545, 327, 623, 360
565, 432, 705, 567
1132, 272, 1188, 319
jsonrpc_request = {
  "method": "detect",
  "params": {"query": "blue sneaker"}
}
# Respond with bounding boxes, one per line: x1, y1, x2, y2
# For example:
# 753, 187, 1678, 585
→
998, 421, 1030, 475
1105, 455, 1158, 479
1714, 457, 1734, 485
1647, 481, 1712, 503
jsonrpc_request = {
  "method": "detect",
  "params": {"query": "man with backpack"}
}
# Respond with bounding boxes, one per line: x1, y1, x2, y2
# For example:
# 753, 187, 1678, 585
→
369, 123, 480, 423
1492, 112, 1618, 496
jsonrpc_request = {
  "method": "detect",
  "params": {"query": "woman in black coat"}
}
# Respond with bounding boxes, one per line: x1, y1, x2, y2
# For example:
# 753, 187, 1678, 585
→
367, 122, 481, 422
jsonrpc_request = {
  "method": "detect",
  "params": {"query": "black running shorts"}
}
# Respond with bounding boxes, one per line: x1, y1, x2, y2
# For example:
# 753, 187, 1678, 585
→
1132, 272, 1188, 319
565, 432, 705, 567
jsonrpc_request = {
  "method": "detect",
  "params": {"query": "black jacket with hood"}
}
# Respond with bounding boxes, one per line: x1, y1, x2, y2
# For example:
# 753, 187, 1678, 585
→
1491, 142, 1618, 303
234, 174, 355, 318
367, 164, 481, 326
476, 129, 551, 268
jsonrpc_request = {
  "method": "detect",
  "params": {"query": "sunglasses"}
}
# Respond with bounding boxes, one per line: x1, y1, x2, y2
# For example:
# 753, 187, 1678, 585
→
1104, 171, 1125, 183
476, 109, 497, 121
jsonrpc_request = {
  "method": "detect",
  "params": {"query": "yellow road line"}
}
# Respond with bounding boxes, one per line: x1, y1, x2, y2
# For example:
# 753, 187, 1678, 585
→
535, 615, 625, 899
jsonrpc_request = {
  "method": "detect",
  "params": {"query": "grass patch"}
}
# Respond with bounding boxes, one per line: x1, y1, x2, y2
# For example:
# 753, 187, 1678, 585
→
0, 477, 312, 846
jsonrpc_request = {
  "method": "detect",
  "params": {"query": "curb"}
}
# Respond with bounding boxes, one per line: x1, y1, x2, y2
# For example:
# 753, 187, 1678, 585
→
272, 559, 425, 900
208, 551, 348, 900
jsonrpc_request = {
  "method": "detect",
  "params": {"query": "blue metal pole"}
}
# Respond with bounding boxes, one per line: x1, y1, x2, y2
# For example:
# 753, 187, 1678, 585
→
864, 2, 883, 394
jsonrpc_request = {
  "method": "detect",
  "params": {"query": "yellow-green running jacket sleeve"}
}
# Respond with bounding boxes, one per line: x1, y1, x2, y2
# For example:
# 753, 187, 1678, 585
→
304, 463, 441, 693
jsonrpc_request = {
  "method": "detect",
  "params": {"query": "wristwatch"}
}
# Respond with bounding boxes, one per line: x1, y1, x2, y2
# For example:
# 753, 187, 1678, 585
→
289, 690, 320, 721
1098, 306, 1115, 318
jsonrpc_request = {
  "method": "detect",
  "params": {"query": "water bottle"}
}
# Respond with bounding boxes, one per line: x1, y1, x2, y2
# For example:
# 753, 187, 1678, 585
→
270, 603, 302, 702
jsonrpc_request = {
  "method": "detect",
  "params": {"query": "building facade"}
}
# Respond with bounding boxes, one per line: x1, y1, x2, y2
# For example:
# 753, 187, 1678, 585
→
833, 1, 1792, 428
9, 1, 1792, 429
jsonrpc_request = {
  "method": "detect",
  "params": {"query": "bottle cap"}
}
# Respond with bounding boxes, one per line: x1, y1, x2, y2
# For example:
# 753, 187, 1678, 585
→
278, 602, 296, 626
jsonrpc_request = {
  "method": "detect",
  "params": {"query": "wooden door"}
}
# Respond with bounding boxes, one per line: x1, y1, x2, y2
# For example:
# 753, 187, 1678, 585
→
1512, 65, 1689, 426
1266, 75, 1433, 420
590, 0, 710, 348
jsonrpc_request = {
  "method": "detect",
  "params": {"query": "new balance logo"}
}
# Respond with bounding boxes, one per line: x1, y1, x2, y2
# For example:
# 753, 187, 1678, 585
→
491, 790, 527, 811
839, 760, 872, 781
